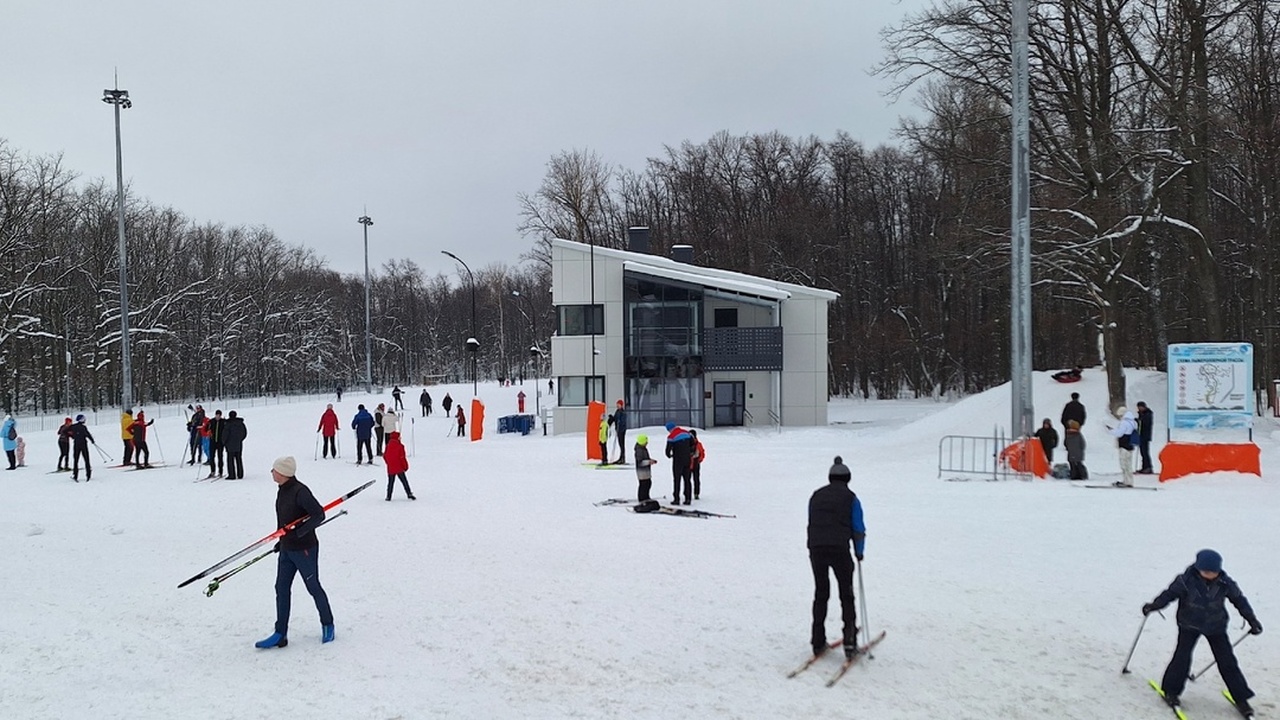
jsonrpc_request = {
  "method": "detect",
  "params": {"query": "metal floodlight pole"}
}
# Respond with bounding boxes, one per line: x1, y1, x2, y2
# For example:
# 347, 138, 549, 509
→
358, 214, 374, 394
102, 83, 133, 412
442, 250, 478, 396
1010, 0, 1034, 439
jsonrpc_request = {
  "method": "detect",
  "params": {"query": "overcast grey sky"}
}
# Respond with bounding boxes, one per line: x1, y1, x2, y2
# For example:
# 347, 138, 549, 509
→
3, 0, 926, 278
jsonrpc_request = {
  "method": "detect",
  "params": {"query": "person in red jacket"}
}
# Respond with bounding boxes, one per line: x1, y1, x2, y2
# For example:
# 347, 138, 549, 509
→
317, 403, 340, 459
690, 429, 707, 500
130, 411, 156, 469
382, 431, 415, 501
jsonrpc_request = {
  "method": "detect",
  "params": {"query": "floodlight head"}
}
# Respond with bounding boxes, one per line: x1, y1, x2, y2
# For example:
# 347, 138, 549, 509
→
466, 337, 480, 352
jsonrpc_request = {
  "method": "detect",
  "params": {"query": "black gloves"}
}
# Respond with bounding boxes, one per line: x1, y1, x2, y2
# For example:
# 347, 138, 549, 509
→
1142, 603, 1156, 616
855, 553, 864, 562
1247, 616, 1263, 635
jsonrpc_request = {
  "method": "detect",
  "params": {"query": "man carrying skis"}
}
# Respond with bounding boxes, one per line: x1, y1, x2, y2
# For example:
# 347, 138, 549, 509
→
807, 456, 867, 661
1143, 549, 1262, 717
255, 456, 334, 649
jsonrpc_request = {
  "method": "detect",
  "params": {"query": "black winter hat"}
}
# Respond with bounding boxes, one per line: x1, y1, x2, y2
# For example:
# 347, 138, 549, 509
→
829, 456, 851, 482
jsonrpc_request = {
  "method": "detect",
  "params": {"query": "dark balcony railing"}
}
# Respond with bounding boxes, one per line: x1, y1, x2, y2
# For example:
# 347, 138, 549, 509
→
703, 326, 783, 371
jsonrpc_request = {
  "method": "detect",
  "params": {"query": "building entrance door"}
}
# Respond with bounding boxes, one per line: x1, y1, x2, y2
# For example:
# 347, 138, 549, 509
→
713, 381, 745, 426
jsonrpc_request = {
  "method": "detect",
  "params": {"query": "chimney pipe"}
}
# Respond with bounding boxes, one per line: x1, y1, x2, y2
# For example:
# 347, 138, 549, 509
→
671, 244, 693, 264
627, 226, 650, 255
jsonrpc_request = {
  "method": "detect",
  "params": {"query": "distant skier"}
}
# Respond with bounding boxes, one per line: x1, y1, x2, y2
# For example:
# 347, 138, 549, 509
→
186, 405, 206, 465
419, 389, 432, 418
455, 405, 466, 438
1107, 406, 1138, 488
806, 456, 867, 661
335, 383, 343, 402
351, 404, 375, 465
374, 403, 386, 456
56, 417, 73, 471
609, 400, 628, 464
120, 409, 135, 466
597, 415, 610, 466
206, 409, 226, 479
382, 431, 415, 501
317, 403, 339, 459
1136, 401, 1155, 474
391, 386, 404, 411
129, 411, 156, 469
690, 429, 706, 500
1, 414, 15, 470
68, 414, 96, 482
222, 410, 247, 479
664, 422, 694, 505
1143, 549, 1262, 716
1034, 418, 1058, 463
442, 393, 453, 415
633, 434, 657, 501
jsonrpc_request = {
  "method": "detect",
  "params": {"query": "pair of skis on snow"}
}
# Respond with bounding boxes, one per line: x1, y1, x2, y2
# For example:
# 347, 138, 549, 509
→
786, 630, 887, 687
1148, 680, 1255, 719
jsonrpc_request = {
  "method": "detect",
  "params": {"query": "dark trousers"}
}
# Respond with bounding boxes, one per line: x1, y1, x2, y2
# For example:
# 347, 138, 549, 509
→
692, 463, 702, 497
133, 439, 150, 467
226, 451, 244, 479
1139, 440, 1153, 471
1068, 460, 1088, 480
1160, 628, 1253, 702
637, 478, 652, 501
810, 547, 858, 650
598, 442, 608, 464
122, 440, 133, 465
421, 404, 428, 417
188, 433, 202, 463
394, 397, 404, 410
375, 428, 385, 455
72, 445, 91, 479
274, 547, 333, 636
58, 440, 70, 469
6, 449, 17, 469
322, 435, 336, 458
386, 472, 414, 499
208, 443, 224, 474
457, 424, 465, 437
672, 465, 692, 503
356, 437, 372, 463
615, 430, 626, 462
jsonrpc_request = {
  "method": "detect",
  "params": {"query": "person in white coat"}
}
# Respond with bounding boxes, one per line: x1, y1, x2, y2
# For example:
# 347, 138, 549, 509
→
381, 408, 401, 438
1108, 406, 1139, 488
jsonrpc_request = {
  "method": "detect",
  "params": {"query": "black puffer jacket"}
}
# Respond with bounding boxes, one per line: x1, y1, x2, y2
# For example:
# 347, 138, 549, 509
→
1148, 565, 1257, 635
222, 416, 247, 453
276, 478, 326, 552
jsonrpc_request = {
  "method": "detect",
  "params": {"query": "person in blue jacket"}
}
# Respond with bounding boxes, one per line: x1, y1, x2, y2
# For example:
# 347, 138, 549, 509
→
1143, 549, 1262, 716
3, 414, 19, 470
351, 404, 375, 464
806, 456, 866, 660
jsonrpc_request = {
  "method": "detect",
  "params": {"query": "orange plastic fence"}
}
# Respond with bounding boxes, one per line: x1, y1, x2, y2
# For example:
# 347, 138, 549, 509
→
999, 438, 1051, 478
470, 399, 485, 442
1158, 442, 1260, 482
585, 401, 606, 461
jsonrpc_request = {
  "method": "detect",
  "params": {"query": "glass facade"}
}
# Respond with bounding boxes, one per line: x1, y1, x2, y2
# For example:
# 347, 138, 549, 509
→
623, 275, 704, 428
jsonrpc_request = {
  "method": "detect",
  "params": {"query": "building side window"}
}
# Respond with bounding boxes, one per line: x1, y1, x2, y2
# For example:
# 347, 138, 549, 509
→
557, 305, 604, 336
557, 376, 605, 406
714, 308, 738, 328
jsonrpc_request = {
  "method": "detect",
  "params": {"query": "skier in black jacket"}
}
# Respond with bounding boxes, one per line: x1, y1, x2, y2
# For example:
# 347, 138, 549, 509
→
67, 414, 97, 482
222, 411, 247, 479
255, 456, 334, 649
1143, 549, 1262, 716
663, 422, 694, 505
807, 456, 867, 660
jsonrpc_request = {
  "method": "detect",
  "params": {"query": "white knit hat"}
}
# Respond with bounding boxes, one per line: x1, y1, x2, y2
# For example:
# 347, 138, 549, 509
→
272, 456, 297, 477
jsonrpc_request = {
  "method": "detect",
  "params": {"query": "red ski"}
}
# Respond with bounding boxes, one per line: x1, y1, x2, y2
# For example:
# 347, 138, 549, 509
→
825, 630, 887, 687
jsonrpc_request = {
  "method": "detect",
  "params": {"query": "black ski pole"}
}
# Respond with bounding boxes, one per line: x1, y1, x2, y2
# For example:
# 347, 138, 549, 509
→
1188, 632, 1250, 681
205, 510, 348, 597
857, 559, 874, 659
1122, 612, 1158, 674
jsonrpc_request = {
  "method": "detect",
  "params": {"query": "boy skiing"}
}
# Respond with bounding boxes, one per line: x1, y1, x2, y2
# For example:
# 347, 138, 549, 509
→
1143, 549, 1262, 717
807, 456, 867, 660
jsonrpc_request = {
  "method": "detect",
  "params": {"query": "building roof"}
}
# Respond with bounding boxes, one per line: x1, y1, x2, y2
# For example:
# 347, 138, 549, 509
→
551, 238, 840, 302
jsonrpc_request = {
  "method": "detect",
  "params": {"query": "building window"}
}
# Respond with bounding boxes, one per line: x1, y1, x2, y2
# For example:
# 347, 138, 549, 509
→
557, 305, 604, 336
558, 376, 605, 406
714, 308, 738, 328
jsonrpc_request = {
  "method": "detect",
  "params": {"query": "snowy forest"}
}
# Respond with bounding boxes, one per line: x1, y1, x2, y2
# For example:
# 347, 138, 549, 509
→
2, 0, 1278, 414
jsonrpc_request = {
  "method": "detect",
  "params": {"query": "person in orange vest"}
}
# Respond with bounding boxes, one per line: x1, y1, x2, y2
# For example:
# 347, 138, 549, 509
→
690, 429, 707, 500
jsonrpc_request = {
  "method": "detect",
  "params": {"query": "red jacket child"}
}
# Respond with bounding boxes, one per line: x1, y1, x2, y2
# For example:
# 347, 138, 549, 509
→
383, 431, 409, 475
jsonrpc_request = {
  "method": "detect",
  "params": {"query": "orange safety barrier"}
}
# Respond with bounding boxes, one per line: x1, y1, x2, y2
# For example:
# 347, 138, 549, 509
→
1158, 442, 1260, 482
999, 438, 1051, 478
470, 399, 485, 442
585, 401, 606, 461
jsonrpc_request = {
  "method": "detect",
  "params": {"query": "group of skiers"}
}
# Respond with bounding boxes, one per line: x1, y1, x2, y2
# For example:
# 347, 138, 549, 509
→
1031, 392, 1157, 485
181, 405, 248, 479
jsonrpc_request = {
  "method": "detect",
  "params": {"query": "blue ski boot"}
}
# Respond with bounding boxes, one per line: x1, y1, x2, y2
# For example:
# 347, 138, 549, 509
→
254, 632, 288, 649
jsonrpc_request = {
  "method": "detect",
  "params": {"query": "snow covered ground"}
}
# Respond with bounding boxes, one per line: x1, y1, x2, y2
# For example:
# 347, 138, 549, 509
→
1, 368, 1276, 719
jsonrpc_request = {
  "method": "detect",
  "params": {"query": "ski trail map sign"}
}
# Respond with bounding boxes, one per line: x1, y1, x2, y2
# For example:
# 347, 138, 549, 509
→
1168, 343, 1253, 430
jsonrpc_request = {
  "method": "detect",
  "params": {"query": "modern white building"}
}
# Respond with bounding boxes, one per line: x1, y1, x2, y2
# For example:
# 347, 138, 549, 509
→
549, 230, 839, 435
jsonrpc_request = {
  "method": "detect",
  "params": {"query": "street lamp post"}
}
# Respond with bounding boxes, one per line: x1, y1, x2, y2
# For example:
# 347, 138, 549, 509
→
442, 250, 478, 396
102, 82, 133, 412
511, 290, 541, 421
358, 214, 374, 394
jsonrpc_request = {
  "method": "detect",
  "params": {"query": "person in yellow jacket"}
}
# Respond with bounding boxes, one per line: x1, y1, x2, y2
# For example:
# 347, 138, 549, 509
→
120, 410, 135, 466
597, 416, 610, 467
